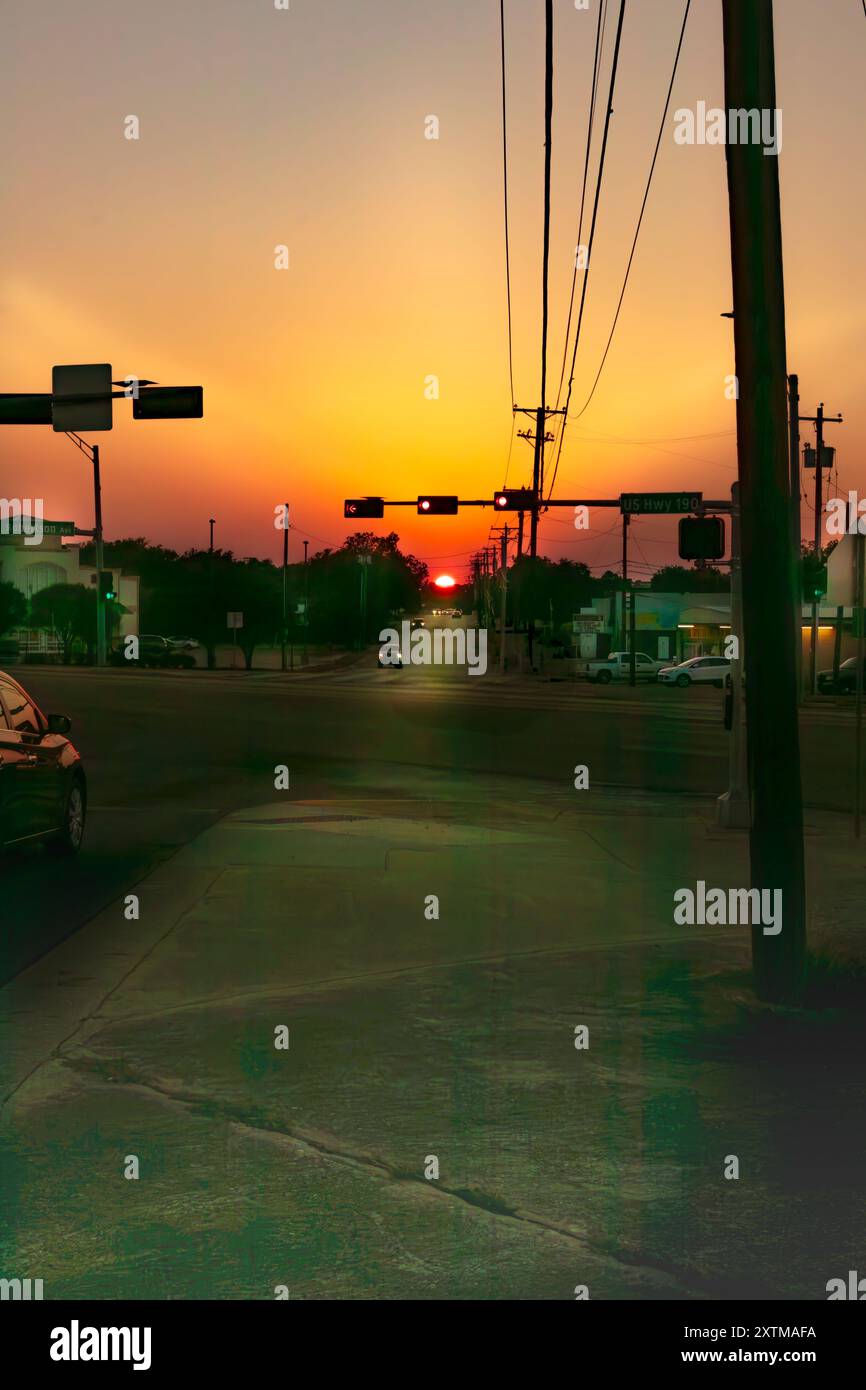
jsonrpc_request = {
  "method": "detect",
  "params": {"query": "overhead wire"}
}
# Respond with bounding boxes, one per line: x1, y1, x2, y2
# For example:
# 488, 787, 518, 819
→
545, 0, 627, 504
570, 0, 692, 423
499, 0, 515, 412
554, 0, 608, 411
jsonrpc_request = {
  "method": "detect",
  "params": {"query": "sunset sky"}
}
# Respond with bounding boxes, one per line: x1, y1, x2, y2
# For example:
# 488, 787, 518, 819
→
1, 0, 863, 581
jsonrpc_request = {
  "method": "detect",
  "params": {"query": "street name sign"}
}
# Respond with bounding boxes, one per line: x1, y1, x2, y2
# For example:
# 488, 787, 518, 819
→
620, 491, 702, 515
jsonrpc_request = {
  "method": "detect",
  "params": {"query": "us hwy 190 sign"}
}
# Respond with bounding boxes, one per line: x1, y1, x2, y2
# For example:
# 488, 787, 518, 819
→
620, 492, 702, 515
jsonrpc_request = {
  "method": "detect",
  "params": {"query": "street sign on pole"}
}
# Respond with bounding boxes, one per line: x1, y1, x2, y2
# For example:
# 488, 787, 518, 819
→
42, 520, 76, 538
620, 492, 702, 515
52, 363, 113, 432
227, 612, 244, 629
132, 386, 204, 420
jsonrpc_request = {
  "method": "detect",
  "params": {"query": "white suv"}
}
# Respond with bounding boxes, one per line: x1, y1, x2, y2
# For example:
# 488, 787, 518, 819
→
658, 656, 731, 688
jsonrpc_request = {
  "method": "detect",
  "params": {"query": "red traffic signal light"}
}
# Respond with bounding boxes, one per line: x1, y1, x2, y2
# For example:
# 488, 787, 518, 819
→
678, 516, 725, 561
417, 495, 458, 515
494, 488, 534, 511
344, 497, 384, 519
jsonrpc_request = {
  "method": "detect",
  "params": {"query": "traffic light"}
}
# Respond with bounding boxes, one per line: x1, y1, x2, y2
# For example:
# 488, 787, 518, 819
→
417, 495, 458, 515
344, 497, 384, 519
678, 516, 725, 561
805, 564, 828, 602
494, 488, 535, 511
99, 570, 116, 601
132, 386, 204, 419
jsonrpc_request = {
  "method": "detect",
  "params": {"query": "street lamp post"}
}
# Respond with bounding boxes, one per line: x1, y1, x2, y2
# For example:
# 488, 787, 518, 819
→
303, 539, 309, 665
281, 503, 289, 673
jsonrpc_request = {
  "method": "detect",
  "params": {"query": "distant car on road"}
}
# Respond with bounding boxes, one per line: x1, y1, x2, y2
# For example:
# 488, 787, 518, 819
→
0, 670, 86, 854
818, 657, 866, 696
378, 643, 404, 668
658, 655, 731, 688
110, 635, 196, 669
586, 651, 667, 684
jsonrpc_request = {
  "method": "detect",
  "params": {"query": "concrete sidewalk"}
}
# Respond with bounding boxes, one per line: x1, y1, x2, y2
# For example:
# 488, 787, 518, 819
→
1, 777, 864, 1300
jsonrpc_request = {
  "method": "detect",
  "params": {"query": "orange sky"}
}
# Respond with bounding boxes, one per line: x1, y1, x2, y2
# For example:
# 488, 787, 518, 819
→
1, 0, 863, 581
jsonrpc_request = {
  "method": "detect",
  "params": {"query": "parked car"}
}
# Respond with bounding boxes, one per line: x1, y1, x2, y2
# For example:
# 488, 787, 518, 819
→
586, 651, 667, 684
0, 670, 86, 853
168, 636, 200, 651
658, 655, 731, 688
817, 657, 866, 696
110, 635, 196, 669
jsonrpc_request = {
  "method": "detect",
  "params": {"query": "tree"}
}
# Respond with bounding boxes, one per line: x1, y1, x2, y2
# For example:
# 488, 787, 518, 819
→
29, 584, 97, 662
649, 565, 729, 593
226, 559, 281, 670
0, 581, 26, 638
305, 532, 428, 647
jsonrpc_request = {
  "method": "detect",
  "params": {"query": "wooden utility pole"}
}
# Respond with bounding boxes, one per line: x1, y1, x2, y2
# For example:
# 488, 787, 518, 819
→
500, 525, 509, 673
722, 0, 805, 1001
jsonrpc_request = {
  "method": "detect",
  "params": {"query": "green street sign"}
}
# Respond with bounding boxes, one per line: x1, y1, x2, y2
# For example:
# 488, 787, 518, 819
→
42, 520, 76, 537
621, 491, 702, 515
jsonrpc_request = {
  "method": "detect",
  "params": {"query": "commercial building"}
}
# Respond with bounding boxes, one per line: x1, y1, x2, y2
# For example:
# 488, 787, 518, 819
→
0, 515, 139, 658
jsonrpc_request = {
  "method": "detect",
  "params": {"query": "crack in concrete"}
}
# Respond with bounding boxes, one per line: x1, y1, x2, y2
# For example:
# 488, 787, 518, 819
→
58, 1050, 700, 1297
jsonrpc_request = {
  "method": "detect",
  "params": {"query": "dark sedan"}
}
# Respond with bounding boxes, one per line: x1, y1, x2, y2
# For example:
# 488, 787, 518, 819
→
0, 671, 86, 853
818, 656, 866, 696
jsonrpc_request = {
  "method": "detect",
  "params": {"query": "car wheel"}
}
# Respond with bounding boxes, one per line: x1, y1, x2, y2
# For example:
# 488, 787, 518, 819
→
46, 778, 86, 856
676, 673, 691, 688
596, 670, 612, 685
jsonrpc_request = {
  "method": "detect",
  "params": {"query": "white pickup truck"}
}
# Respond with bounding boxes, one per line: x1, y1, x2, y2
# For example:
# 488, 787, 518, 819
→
585, 650, 667, 684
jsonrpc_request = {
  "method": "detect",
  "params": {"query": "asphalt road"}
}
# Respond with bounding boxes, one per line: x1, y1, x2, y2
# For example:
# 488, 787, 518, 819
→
1, 661, 858, 983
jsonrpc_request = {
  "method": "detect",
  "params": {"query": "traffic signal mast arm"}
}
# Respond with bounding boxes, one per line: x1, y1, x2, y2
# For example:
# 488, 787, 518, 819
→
344, 495, 732, 512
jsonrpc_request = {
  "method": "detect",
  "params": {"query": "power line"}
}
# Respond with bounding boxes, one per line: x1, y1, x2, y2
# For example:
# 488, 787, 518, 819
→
554, 0, 608, 410
546, 0, 627, 503
499, 0, 515, 411
571, 0, 692, 423
540, 0, 554, 416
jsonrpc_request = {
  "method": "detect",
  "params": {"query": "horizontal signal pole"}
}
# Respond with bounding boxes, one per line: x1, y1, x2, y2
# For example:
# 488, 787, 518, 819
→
356, 498, 732, 511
